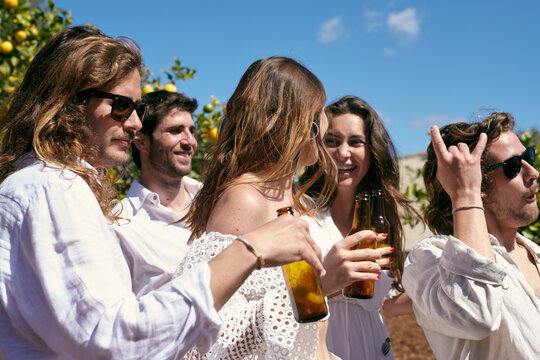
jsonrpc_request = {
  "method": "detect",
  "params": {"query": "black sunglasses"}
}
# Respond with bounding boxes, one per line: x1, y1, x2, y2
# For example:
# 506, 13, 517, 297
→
76, 89, 148, 122
486, 145, 536, 179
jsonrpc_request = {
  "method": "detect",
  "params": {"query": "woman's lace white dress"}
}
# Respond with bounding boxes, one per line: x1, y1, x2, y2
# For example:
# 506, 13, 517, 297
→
308, 209, 397, 360
175, 232, 319, 359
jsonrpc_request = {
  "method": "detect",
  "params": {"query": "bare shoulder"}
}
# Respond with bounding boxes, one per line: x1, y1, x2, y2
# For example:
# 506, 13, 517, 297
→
206, 183, 272, 236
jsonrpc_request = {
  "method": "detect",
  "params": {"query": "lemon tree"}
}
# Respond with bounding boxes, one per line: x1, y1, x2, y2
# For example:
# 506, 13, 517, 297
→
0, 0, 224, 198
0, 0, 72, 109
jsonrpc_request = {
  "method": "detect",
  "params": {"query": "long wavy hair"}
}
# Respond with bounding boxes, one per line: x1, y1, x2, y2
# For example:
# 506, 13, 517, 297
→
187, 56, 337, 240
423, 112, 515, 235
0, 26, 143, 219
301, 95, 421, 292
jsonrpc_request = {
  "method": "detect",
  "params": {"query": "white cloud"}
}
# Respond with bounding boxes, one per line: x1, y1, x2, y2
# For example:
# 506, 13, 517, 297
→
383, 46, 396, 57
319, 16, 346, 44
364, 10, 382, 19
364, 10, 383, 32
412, 115, 467, 129
387, 8, 420, 44
366, 20, 384, 32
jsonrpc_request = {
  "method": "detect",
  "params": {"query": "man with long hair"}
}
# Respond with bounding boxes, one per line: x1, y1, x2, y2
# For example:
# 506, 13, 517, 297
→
403, 113, 539, 359
0, 27, 324, 359
113, 90, 201, 296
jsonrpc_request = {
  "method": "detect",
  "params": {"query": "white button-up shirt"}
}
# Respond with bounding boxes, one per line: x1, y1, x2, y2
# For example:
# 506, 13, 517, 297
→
403, 234, 540, 360
112, 178, 201, 296
0, 155, 220, 359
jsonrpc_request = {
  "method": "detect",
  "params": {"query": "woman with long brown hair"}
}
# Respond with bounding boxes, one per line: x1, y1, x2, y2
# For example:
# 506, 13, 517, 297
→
177, 58, 386, 359
302, 95, 420, 359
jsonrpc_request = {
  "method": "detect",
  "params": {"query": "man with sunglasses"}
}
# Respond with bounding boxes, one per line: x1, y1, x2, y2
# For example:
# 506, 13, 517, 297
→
112, 90, 201, 296
0, 26, 325, 359
403, 112, 539, 360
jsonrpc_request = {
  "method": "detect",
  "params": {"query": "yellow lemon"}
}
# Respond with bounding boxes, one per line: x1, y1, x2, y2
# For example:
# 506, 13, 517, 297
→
142, 84, 154, 95
14, 30, 27, 42
207, 126, 219, 141
0, 41, 14, 54
164, 83, 177, 92
4, 0, 18, 9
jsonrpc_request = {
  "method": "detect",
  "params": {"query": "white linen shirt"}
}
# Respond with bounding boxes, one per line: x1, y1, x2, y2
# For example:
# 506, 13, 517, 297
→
0, 155, 221, 360
112, 178, 201, 296
403, 234, 540, 360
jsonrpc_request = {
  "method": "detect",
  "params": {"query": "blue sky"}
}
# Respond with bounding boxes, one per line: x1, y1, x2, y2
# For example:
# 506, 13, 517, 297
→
55, 0, 539, 156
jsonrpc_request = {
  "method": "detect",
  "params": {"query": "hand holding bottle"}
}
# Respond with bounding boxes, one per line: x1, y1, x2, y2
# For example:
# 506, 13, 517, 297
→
321, 230, 391, 296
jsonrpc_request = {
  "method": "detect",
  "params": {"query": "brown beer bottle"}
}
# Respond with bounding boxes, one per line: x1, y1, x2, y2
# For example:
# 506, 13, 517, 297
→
343, 193, 376, 299
277, 206, 328, 323
371, 189, 392, 270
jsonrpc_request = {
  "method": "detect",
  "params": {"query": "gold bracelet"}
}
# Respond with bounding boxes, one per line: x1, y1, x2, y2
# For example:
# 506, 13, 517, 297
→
235, 236, 265, 270
452, 205, 484, 214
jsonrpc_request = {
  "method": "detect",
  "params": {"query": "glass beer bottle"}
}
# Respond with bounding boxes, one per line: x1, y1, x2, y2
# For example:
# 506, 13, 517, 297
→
343, 193, 377, 299
371, 189, 392, 270
277, 206, 328, 323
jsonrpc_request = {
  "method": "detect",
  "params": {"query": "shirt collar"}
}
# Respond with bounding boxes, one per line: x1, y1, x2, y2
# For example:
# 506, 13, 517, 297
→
15, 152, 99, 176
489, 233, 540, 263
517, 233, 540, 263
124, 179, 161, 211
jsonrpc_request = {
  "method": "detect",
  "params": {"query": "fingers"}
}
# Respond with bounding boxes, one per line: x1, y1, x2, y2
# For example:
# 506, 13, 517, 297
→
293, 217, 326, 277
376, 257, 392, 268
377, 245, 394, 257
431, 125, 487, 159
430, 125, 448, 161
349, 260, 381, 281
472, 132, 487, 159
245, 215, 325, 276
338, 230, 378, 249
302, 235, 326, 277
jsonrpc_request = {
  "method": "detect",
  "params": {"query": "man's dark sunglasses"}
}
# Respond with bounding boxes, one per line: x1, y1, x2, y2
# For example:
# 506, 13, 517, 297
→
76, 89, 148, 122
486, 145, 536, 179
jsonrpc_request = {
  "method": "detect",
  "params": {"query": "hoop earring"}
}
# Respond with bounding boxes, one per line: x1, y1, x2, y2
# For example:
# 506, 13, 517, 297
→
309, 122, 319, 140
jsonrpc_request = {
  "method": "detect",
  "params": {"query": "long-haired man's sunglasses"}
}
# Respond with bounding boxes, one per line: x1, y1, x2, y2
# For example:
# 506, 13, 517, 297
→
76, 89, 148, 122
486, 145, 536, 179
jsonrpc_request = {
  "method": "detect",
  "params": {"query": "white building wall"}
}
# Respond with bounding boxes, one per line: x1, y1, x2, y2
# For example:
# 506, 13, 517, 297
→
398, 152, 434, 251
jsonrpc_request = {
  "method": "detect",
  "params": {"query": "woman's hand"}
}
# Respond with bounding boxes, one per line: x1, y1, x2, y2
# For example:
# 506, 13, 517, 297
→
320, 231, 392, 296
245, 214, 325, 276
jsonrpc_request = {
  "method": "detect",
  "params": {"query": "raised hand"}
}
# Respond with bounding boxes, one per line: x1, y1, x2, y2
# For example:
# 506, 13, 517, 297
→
430, 125, 494, 260
430, 125, 487, 205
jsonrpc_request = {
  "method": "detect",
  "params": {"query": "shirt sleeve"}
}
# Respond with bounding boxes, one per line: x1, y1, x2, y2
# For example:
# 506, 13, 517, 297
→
402, 235, 507, 340
176, 232, 319, 359
0, 174, 221, 359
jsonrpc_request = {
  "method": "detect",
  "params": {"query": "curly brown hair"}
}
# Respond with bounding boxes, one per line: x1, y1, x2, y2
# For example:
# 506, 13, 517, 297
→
0, 26, 143, 219
423, 112, 515, 235
187, 56, 337, 240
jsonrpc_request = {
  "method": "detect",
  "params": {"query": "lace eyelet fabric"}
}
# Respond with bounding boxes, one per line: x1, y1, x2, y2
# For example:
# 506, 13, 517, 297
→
175, 232, 319, 359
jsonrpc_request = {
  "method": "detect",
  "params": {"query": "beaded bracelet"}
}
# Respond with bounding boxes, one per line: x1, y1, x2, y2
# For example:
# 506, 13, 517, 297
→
451, 205, 485, 214
235, 236, 265, 270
